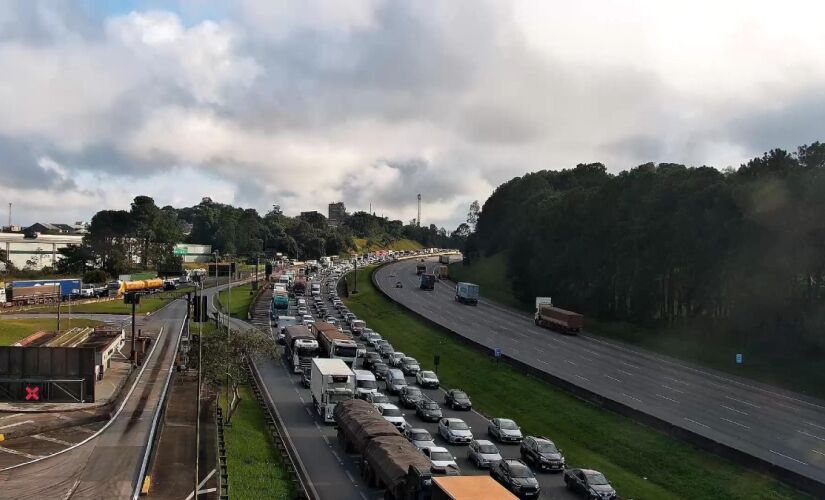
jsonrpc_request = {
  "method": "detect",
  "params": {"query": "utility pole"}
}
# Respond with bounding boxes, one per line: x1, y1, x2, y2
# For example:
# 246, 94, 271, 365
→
417, 194, 422, 227
56, 295, 61, 332
7, 202, 10, 230
194, 282, 202, 498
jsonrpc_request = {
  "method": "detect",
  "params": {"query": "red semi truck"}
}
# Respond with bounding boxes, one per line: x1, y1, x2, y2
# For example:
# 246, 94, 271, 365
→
534, 297, 583, 334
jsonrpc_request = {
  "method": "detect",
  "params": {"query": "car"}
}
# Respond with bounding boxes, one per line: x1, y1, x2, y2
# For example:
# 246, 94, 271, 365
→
302, 318, 313, 327
399, 357, 421, 375
415, 370, 439, 389
366, 332, 383, 347
356, 342, 367, 358
421, 446, 460, 471
388, 352, 405, 367
375, 403, 407, 431
438, 417, 473, 444
415, 397, 443, 422
468, 439, 503, 468
386, 368, 407, 395
377, 341, 395, 357
404, 428, 436, 450
395, 281, 403, 288
325, 317, 338, 326
490, 459, 541, 498
444, 389, 472, 410
398, 386, 424, 408
363, 352, 382, 370
366, 391, 391, 407
372, 362, 390, 381
489, 418, 524, 443
297, 298, 307, 306
297, 306, 307, 315
520, 436, 565, 472
302, 314, 314, 323
564, 469, 616, 499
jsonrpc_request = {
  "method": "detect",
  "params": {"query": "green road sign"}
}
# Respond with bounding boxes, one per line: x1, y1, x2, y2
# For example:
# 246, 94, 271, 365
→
173, 247, 187, 255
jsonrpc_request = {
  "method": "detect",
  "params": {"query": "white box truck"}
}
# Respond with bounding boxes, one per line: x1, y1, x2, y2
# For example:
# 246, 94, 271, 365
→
455, 282, 480, 305
311, 358, 355, 423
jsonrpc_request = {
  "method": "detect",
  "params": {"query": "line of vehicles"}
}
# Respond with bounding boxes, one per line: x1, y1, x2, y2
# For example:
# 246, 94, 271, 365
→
0, 275, 190, 306
267, 258, 615, 499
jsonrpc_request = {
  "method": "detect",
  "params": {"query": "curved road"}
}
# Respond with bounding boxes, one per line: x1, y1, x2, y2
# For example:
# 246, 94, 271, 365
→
376, 259, 825, 490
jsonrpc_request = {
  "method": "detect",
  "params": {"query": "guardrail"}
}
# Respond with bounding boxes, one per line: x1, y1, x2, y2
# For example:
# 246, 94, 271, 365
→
216, 406, 229, 499
246, 357, 314, 500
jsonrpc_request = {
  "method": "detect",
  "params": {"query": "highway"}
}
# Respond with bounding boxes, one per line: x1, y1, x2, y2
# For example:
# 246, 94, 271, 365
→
375, 259, 825, 490
0, 299, 187, 499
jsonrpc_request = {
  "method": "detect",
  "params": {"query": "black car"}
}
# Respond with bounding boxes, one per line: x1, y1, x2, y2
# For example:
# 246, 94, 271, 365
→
363, 352, 382, 370
564, 468, 616, 499
490, 459, 540, 499
415, 398, 443, 422
398, 386, 424, 408
372, 362, 390, 381
520, 436, 565, 471
444, 389, 472, 410
395, 281, 403, 288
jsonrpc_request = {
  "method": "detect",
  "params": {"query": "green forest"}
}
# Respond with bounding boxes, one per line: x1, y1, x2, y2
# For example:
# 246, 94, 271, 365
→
466, 142, 825, 385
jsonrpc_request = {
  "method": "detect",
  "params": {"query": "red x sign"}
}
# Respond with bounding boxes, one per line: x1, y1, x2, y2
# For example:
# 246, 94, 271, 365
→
25, 386, 40, 401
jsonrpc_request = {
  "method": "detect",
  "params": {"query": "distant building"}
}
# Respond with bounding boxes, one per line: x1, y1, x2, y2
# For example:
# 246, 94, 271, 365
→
24, 222, 87, 235
328, 202, 347, 228
0, 232, 84, 270
172, 243, 213, 263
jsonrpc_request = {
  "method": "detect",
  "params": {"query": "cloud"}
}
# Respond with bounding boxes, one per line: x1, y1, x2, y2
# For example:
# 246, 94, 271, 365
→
1, 1, 825, 230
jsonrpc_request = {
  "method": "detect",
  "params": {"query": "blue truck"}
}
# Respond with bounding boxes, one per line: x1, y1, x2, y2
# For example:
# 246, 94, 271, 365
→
12, 279, 82, 299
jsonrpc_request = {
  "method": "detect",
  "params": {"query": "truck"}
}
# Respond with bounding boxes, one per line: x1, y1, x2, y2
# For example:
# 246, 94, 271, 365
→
312, 321, 358, 366
436, 265, 449, 279
284, 325, 319, 373
334, 398, 400, 454
534, 297, 583, 334
271, 290, 289, 314
292, 277, 307, 296
311, 282, 321, 297
419, 273, 436, 290
363, 435, 457, 499
12, 279, 81, 300
438, 255, 452, 265
455, 282, 479, 305
431, 476, 517, 500
10, 283, 61, 305
311, 358, 355, 423
416, 264, 426, 275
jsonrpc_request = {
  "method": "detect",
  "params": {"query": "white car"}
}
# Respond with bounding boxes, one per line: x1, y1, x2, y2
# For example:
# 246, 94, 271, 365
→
438, 418, 473, 444
388, 352, 405, 367
297, 306, 307, 315
421, 446, 459, 470
416, 370, 440, 389
375, 403, 407, 431
366, 391, 391, 408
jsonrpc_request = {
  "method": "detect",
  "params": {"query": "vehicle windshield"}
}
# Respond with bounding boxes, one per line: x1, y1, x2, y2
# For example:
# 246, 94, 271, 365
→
478, 443, 499, 454
453, 391, 468, 399
411, 431, 431, 441
499, 420, 518, 430
423, 402, 439, 410
405, 388, 421, 395
334, 345, 358, 357
587, 473, 609, 485
383, 407, 402, 417
357, 379, 377, 389
297, 347, 318, 356
509, 464, 533, 478
450, 421, 469, 430
329, 392, 352, 403
430, 451, 453, 461
372, 394, 389, 403
538, 442, 558, 453
421, 371, 436, 379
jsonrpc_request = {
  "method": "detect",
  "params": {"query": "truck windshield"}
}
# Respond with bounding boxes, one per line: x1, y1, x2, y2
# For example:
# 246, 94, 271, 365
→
297, 347, 318, 356
358, 379, 377, 389
335, 345, 358, 357
328, 392, 352, 403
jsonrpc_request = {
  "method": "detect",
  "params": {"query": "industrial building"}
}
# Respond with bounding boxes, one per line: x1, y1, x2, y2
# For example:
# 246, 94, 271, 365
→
0, 232, 84, 270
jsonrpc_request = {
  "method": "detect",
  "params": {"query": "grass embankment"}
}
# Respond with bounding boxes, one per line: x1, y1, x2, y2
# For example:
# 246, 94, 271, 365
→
450, 253, 825, 398
27, 287, 195, 315
343, 267, 806, 500
216, 283, 255, 318
353, 238, 423, 253
0, 318, 104, 345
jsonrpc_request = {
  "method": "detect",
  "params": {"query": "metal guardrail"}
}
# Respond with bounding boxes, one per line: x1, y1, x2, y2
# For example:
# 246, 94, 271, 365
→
216, 406, 229, 499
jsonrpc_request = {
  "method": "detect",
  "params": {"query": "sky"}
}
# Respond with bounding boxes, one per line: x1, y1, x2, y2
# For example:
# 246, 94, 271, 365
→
2, 0, 825, 230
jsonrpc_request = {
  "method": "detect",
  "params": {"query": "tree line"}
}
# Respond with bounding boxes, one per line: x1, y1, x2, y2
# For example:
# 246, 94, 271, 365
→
468, 142, 825, 353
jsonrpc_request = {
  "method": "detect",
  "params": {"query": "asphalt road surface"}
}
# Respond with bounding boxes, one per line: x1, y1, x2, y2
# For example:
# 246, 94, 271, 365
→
246, 273, 576, 499
376, 259, 825, 488
0, 299, 188, 499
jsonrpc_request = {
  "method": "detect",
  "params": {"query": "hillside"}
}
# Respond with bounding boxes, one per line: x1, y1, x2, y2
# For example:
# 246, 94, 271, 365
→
353, 238, 422, 253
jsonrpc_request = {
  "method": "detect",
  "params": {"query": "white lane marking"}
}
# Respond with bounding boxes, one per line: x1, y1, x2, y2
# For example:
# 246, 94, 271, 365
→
31, 434, 73, 446
620, 361, 640, 369
298, 396, 305, 404
660, 384, 684, 394
720, 417, 750, 430
564, 359, 577, 366
812, 449, 825, 457
345, 469, 357, 483
535, 348, 547, 355
720, 405, 748, 416
804, 421, 825, 431
184, 469, 217, 500
621, 393, 642, 403
314, 422, 322, 431
656, 394, 679, 403
663, 375, 690, 386
725, 395, 761, 408
575, 375, 590, 382
616, 369, 634, 377
798, 430, 825, 442
581, 348, 601, 357
0, 420, 33, 430
0, 413, 23, 421
604, 375, 622, 383
684, 417, 710, 429
0, 446, 43, 459
539, 360, 550, 365
62, 479, 80, 500
769, 449, 808, 466
322, 435, 331, 445
305, 407, 312, 417
331, 450, 343, 463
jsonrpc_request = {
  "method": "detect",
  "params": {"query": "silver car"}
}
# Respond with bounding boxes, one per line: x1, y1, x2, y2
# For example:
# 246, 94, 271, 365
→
438, 418, 473, 444
404, 428, 436, 451
488, 418, 524, 443
469, 439, 503, 468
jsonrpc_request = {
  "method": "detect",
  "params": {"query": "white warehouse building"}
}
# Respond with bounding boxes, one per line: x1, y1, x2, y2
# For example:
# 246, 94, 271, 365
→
0, 232, 83, 270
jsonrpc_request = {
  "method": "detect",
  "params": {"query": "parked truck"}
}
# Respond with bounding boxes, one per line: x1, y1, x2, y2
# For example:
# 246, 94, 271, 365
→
534, 297, 583, 334
312, 321, 358, 366
334, 398, 400, 454
311, 358, 355, 423
419, 273, 436, 290
432, 476, 517, 500
12, 279, 81, 300
284, 325, 319, 374
455, 282, 479, 305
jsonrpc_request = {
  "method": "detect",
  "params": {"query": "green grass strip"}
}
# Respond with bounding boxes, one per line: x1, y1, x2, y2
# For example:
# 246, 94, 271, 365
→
0, 318, 104, 345
343, 266, 807, 500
